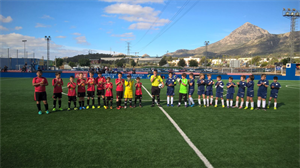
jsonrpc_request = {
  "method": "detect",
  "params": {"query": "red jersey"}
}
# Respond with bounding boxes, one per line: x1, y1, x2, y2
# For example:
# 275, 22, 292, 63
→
135, 82, 142, 95
32, 77, 48, 92
115, 78, 124, 92
86, 77, 96, 92
77, 78, 86, 93
96, 76, 106, 90
105, 82, 113, 97
52, 78, 63, 93
67, 82, 77, 96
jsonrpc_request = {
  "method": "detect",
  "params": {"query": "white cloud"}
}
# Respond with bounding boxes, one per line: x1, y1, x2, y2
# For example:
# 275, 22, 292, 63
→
0, 33, 110, 59
35, 23, 51, 28
0, 15, 13, 23
101, 14, 116, 17
56, 36, 66, 38
0, 25, 9, 31
15, 26, 22, 30
104, 3, 169, 30
75, 36, 90, 45
100, 0, 164, 4
73, 32, 81, 36
120, 38, 135, 41
41, 15, 54, 19
111, 32, 134, 37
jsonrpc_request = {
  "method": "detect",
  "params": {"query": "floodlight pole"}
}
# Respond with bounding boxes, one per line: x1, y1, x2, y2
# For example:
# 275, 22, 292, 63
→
22, 40, 27, 58
204, 41, 209, 69
45, 36, 51, 70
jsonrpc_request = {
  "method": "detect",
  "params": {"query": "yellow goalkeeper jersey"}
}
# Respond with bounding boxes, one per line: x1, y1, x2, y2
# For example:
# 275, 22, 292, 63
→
124, 80, 134, 92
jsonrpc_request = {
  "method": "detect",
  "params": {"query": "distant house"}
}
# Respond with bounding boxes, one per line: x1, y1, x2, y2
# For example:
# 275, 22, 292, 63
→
171, 57, 201, 66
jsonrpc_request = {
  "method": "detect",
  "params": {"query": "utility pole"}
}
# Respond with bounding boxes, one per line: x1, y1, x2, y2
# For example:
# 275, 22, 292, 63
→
204, 41, 210, 68
45, 36, 51, 70
126, 42, 131, 56
22, 40, 27, 58
8, 48, 9, 58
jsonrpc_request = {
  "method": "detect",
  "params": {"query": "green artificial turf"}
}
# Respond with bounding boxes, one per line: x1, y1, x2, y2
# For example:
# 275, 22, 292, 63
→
1, 77, 299, 168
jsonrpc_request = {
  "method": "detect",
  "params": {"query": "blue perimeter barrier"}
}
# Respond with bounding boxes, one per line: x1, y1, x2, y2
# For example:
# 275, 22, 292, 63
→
1, 72, 299, 80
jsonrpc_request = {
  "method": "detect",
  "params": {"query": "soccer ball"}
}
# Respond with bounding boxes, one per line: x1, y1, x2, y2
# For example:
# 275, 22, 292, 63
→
177, 78, 181, 83
158, 83, 163, 89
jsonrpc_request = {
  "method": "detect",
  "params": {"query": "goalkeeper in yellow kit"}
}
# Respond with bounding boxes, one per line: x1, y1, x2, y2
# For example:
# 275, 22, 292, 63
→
124, 74, 134, 108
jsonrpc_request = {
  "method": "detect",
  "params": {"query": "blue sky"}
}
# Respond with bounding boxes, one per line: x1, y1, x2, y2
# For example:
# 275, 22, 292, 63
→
0, 0, 299, 59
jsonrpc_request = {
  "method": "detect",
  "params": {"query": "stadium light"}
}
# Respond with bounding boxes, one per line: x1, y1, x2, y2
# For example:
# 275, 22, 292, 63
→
44, 36, 51, 70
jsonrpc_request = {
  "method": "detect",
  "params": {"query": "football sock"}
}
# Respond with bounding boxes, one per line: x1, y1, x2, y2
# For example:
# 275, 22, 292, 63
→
268, 101, 271, 106
167, 97, 170, 105
129, 99, 132, 106
157, 96, 160, 104
152, 97, 155, 104
257, 100, 261, 108
236, 101, 239, 107
226, 100, 229, 106
139, 97, 142, 105
107, 99, 110, 106
119, 100, 122, 106
190, 97, 194, 104
110, 100, 113, 106
98, 98, 100, 106
230, 100, 233, 106
221, 99, 224, 106
203, 99, 206, 105
198, 99, 201, 105
37, 104, 41, 111
103, 98, 106, 106
207, 99, 209, 105
45, 104, 48, 111
251, 102, 254, 108
87, 99, 90, 106
124, 100, 127, 106
135, 98, 137, 105
240, 101, 244, 107
274, 102, 277, 108
79, 101, 82, 107
215, 100, 218, 106
178, 102, 181, 105
82, 101, 84, 107
68, 102, 71, 108
171, 97, 173, 104
184, 102, 187, 106
53, 100, 56, 108
210, 98, 213, 104
92, 99, 94, 106
58, 100, 61, 108
246, 101, 249, 107
262, 100, 266, 108
74, 102, 76, 107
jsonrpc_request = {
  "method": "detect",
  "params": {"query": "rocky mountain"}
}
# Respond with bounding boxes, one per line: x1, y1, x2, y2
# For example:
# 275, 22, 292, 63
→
166, 22, 300, 58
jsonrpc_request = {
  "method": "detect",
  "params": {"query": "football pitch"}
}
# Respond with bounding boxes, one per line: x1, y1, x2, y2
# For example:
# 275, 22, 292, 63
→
1, 78, 299, 168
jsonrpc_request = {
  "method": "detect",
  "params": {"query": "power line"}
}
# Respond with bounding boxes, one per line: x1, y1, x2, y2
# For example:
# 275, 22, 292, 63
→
139, 0, 199, 53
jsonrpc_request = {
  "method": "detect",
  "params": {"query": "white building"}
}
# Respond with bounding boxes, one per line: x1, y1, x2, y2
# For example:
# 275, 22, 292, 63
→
171, 57, 201, 66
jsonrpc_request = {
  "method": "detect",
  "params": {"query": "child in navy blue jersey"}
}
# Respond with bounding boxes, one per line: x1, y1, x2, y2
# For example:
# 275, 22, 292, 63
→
166, 72, 176, 107
197, 73, 206, 107
214, 75, 225, 108
234, 75, 247, 109
268, 76, 281, 110
256, 74, 269, 111
244, 75, 255, 110
226, 77, 236, 108
188, 73, 195, 107
205, 74, 215, 107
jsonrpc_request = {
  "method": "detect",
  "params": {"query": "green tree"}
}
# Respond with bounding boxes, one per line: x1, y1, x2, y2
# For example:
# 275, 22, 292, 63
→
130, 59, 136, 67
281, 58, 289, 65
55, 58, 64, 68
116, 61, 123, 67
178, 59, 186, 67
167, 56, 173, 61
261, 62, 268, 67
189, 59, 198, 67
200, 56, 206, 65
251, 56, 261, 65
68, 61, 76, 68
268, 58, 279, 65
78, 58, 90, 66
159, 57, 167, 66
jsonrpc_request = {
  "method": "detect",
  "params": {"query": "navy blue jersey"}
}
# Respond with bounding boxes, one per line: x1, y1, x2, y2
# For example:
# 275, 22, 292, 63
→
227, 82, 236, 93
189, 79, 195, 91
197, 79, 206, 91
215, 81, 224, 92
270, 82, 281, 94
205, 79, 214, 91
246, 80, 254, 92
258, 79, 269, 93
238, 80, 247, 92
165, 77, 176, 89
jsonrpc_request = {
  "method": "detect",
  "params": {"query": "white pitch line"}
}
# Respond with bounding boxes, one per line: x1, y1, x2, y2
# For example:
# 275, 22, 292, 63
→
142, 85, 213, 168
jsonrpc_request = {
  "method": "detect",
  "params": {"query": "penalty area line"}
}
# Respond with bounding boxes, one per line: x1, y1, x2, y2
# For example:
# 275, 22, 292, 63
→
142, 85, 214, 168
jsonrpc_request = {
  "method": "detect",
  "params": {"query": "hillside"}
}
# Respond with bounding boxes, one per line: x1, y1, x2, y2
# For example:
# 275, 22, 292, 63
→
166, 22, 300, 58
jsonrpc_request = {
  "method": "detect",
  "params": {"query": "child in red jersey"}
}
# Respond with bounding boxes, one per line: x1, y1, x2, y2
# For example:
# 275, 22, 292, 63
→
52, 72, 63, 112
96, 72, 106, 108
77, 73, 86, 110
105, 77, 113, 109
67, 76, 77, 111
115, 72, 124, 110
32, 70, 49, 115
86, 71, 96, 109
135, 77, 143, 107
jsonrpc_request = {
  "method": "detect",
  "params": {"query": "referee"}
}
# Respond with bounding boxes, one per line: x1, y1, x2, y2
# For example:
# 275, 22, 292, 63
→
150, 69, 164, 107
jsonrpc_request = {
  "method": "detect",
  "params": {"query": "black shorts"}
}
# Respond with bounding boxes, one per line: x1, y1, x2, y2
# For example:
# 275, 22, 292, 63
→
151, 86, 160, 95
97, 90, 105, 96
87, 91, 95, 97
135, 95, 142, 99
68, 96, 77, 101
116, 91, 123, 99
106, 96, 113, 100
53, 93, 62, 99
35, 92, 47, 101
78, 92, 86, 98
